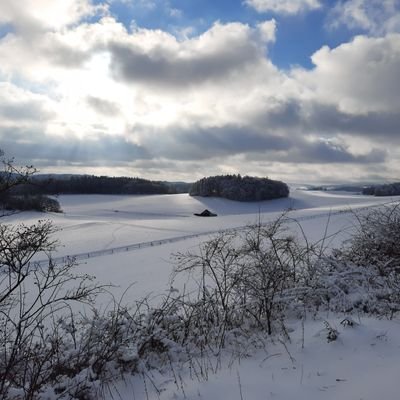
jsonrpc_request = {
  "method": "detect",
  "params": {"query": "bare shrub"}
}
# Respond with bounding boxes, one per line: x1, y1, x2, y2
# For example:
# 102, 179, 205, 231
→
238, 216, 314, 334
1, 195, 61, 213
0, 221, 102, 399
172, 214, 315, 347
304, 203, 400, 318
344, 204, 400, 272
0, 151, 61, 214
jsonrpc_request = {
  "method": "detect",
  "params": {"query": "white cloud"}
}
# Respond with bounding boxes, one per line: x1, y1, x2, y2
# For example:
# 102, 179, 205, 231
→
168, 7, 183, 18
245, 0, 321, 15
108, 21, 276, 89
0, 1, 398, 182
0, 16, 125, 81
257, 19, 277, 42
0, 82, 55, 125
293, 34, 400, 114
0, 0, 105, 34
329, 0, 400, 35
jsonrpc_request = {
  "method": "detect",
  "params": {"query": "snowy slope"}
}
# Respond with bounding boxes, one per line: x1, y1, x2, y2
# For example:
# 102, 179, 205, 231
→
4, 190, 400, 400
4, 190, 398, 301
114, 317, 400, 400
5, 190, 397, 259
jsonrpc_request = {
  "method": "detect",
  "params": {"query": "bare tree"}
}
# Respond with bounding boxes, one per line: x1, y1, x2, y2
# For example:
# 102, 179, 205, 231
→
173, 215, 313, 341
0, 150, 37, 215
0, 151, 101, 399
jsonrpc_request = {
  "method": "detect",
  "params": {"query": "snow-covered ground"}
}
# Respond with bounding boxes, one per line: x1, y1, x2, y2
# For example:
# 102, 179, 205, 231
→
4, 189, 400, 399
5, 189, 397, 261
6, 189, 396, 299
0, 190, 387, 296
115, 317, 400, 400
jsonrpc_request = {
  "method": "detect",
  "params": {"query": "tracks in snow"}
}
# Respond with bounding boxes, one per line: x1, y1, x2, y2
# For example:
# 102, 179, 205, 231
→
34, 201, 399, 267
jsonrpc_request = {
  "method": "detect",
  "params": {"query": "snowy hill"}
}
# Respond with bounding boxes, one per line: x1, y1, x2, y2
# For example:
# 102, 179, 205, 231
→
2, 190, 400, 399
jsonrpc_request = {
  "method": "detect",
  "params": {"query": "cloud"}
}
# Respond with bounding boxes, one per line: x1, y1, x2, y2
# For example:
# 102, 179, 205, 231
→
0, 2, 398, 182
0, 0, 105, 35
302, 103, 400, 140
0, 128, 149, 167
245, 0, 321, 15
285, 139, 387, 164
0, 17, 276, 88
130, 122, 386, 167
0, 83, 55, 122
251, 99, 400, 143
86, 96, 121, 116
328, 0, 400, 35
134, 124, 291, 160
0, 17, 126, 81
168, 7, 183, 19
257, 19, 277, 43
292, 34, 400, 114
109, 22, 269, 89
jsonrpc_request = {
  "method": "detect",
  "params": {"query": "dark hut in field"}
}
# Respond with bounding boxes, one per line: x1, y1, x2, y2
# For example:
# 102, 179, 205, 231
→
194, 209, 217, 217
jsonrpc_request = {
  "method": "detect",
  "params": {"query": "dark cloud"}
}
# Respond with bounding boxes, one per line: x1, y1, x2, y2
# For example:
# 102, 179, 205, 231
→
0, 127, 150, 166
0, 117, 387, 186
130, 159, 180, 176
0, 100, 54, 121
244, 139, 386, 165
133, 159, 178, 170
86, 96, 121, 116
249, 99, 303, 132
266, 100, 303, 129
44, 42, 91, 68
134, 123, 386, 165
136, 124, 291, 160
286, 140, 387, 164
108, 38, 261, 88
306, 103, 400, 139
253, 99, 400, 140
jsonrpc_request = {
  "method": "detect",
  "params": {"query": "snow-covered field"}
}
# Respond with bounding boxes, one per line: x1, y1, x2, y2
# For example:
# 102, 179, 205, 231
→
5, 189, 400, 399
7, 188, 397, 259
115, 317, 400, 400
5, 188, 396, 299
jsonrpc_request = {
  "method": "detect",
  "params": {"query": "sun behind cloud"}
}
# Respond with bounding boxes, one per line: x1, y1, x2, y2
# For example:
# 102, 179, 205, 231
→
0, 0, 398, 183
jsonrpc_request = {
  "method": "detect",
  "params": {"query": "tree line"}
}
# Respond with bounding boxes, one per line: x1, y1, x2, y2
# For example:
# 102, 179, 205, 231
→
363, 182, 400, 196
0, 160, 191, 212
38, 175, 174, 195
189, 174, 289, 201
7, 175, 191, 197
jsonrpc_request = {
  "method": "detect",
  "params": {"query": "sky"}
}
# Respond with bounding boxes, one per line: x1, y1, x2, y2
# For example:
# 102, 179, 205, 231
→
0, 0, 399, 184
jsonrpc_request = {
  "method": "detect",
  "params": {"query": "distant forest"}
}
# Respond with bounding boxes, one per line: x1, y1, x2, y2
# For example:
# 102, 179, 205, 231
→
190, 175, 289, 201
363, 182, 400, 196
0, 169, 192, 212
2, 170, 291, 212
13, 175, 191, 196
